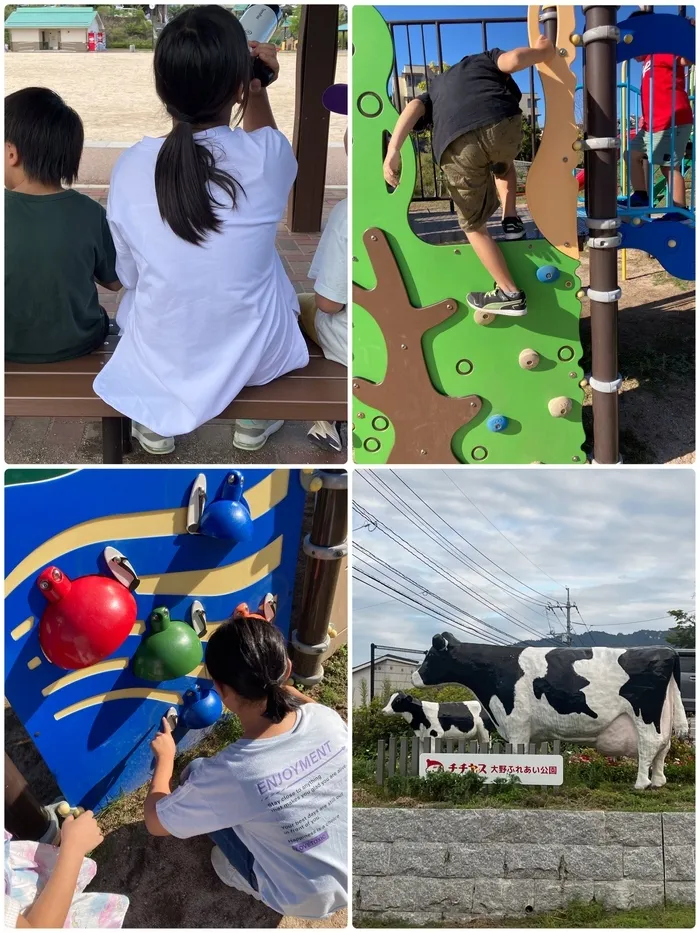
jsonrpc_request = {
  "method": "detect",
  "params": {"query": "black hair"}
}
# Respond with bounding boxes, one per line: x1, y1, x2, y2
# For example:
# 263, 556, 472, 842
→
153, 5, 251, 245
5, 87, 83, 186
205, 616, 299, 724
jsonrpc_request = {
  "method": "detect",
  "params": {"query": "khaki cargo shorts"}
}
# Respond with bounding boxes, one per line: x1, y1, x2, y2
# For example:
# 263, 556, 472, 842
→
628, 124, 692, 167
439, 114, 523, 232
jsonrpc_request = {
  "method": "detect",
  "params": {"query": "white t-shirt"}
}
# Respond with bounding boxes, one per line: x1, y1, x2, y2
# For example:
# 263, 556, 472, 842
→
94, 125, 309, 436
308, 198, 347, 367
156, 703, 348, 918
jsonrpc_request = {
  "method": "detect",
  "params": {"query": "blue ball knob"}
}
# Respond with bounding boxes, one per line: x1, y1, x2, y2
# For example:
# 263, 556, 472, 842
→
487, 414, 508, 433
180, 685, 223, 730
536, 265, 560, 283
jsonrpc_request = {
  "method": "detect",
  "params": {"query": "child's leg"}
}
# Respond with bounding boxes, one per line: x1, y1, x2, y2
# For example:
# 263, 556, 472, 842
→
658, 125, 692, 208
297, 293, 322, 347
209, 828, 259, 891
465, 227, 519, 294
493, 162, 518, 219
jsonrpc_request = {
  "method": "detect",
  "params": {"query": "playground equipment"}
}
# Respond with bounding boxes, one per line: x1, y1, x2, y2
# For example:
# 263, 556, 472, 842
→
352, 5, 695, 465
5, 468, 347, 827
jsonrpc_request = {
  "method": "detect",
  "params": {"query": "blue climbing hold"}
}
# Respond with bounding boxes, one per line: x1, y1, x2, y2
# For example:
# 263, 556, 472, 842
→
536, 265, 560, 283
199, 471, 253, 542
180, 685, 223, 730
487, 414, 509, 433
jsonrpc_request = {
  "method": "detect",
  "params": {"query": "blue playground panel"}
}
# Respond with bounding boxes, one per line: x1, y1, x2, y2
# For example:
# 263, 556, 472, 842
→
5, 468, 306, 812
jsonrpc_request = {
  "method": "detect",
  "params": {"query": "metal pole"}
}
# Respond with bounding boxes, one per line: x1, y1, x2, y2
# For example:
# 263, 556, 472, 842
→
540, 5, 557, 42
583, 5, 620, 465
5, 753, 56, 842
289, 471, 347, 685
565, 587, 572, 646
370, 643, 376, 701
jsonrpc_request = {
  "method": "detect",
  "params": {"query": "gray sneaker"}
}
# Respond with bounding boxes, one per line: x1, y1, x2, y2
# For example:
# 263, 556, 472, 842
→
232, 419, 284, 451
307, 420, 342, 452
132, 421, 175, 455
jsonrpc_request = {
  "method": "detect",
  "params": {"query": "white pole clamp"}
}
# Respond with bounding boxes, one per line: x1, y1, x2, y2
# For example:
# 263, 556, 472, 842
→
577, 137, 620, 151
588, 234, 622, 249
581, 25, 620, 43
586, 286, 622, 303
589, 374, 623, 394
586, 217, 621, 230
290, 629, 331, 656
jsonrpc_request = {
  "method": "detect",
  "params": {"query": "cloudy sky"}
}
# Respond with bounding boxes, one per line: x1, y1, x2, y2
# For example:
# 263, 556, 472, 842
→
352, 469, 695, 665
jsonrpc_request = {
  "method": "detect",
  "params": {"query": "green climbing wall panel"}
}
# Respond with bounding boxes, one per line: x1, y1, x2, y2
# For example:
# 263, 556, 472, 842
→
352, 5, 586, 465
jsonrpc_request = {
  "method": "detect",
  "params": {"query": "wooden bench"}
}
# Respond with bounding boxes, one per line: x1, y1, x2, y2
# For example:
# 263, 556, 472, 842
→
6, 335, 347, 463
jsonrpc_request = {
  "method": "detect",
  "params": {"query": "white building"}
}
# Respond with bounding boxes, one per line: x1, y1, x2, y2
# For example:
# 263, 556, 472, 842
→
5, 7, 104, 52
352, 653, 421, 707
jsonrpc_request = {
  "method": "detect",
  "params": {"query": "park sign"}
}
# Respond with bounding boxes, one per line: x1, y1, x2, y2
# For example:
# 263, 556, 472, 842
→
419, 752, 564, 785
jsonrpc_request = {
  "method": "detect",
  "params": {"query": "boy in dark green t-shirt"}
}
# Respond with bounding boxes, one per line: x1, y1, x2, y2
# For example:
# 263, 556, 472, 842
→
5, 87, 121, 363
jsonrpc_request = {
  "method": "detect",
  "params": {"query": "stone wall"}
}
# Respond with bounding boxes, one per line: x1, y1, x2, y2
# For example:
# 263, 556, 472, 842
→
353, 808, 695, 924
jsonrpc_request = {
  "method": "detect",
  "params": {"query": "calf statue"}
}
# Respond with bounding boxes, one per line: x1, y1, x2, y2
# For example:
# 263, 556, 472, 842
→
381, 691, 493, 745
412, 632, 689, 790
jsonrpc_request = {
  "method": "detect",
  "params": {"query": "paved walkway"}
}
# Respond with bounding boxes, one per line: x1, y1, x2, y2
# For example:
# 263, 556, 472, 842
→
5, 188, 347, 465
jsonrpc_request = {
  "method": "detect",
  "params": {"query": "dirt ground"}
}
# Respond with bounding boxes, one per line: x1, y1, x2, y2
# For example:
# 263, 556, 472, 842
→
578, 249, 695, 464
3, 50, 347, 144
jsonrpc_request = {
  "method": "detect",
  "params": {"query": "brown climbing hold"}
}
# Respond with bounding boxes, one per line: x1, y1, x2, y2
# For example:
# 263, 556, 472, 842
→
353, 228, 482, 463
474, 310, 496, 326
519, 349, 540, 370
548, 396, 573, 417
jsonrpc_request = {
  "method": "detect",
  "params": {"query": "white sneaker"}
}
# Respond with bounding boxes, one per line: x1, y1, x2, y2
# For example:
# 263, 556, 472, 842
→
131, 422, 175, 455
307, 420, 342, 452
210, 845, 262, 901
232, 419, 284, 451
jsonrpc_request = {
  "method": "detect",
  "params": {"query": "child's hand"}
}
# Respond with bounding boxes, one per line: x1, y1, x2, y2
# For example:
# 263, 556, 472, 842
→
250, 41, 279, 94
60, 810, 104, 857
533, 34, 556, 61
383, 151, 401, 187
150, 716, 176, 762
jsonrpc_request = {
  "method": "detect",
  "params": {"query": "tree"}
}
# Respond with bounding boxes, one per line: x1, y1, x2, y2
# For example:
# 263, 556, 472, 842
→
359, 678, 368, 707
666, 610, 695, 649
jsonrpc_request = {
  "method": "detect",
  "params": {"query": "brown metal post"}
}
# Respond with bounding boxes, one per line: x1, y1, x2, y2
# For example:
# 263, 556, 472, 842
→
540, 5, 558, 42
5, 753, 55, 842
290, 470, 347, 684
287, 5, 339, 233
583, 6, 621, 464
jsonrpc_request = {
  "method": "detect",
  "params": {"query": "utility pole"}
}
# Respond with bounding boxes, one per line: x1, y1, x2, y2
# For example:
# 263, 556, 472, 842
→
547, 588, 578, 645
369, 643, 376, 701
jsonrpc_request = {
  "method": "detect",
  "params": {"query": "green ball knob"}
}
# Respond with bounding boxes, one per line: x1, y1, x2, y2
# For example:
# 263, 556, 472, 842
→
132, 607, 203, 682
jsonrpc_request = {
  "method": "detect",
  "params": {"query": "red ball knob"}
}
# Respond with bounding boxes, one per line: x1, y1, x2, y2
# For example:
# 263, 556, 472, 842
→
37, 566, 137, 670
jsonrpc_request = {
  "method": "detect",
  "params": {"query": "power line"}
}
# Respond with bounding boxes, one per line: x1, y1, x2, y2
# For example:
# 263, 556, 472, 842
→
353, 566, 515, 647
387, 470, 553, 609
441, 471, 567, 592
355, 549, 519, 646
354, 501, 561, 645
358, 473, 556, 636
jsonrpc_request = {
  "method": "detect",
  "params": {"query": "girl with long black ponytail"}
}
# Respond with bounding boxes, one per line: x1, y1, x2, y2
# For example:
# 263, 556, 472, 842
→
94, 5, 309, 455
144, 614, 348, 919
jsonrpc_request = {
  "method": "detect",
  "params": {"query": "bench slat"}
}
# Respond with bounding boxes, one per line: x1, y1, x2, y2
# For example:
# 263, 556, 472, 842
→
6, 336, 347, 423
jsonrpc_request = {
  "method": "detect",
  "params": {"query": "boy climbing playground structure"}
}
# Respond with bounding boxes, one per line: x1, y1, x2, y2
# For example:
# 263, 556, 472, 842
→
352, 5, 695, 465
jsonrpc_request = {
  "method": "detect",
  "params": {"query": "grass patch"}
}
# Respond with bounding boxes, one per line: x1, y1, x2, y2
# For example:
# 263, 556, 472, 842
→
356, 901, 695, 928
353, 780, 695, 811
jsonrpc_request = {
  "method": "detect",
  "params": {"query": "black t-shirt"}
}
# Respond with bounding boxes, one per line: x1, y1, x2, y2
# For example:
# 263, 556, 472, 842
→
5, 188, 117, 363
415, 49, 523, 164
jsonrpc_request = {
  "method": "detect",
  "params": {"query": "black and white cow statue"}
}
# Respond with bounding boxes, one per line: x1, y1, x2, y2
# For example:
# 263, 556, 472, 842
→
381, 691, 492, 744
412, 633, 689, 790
